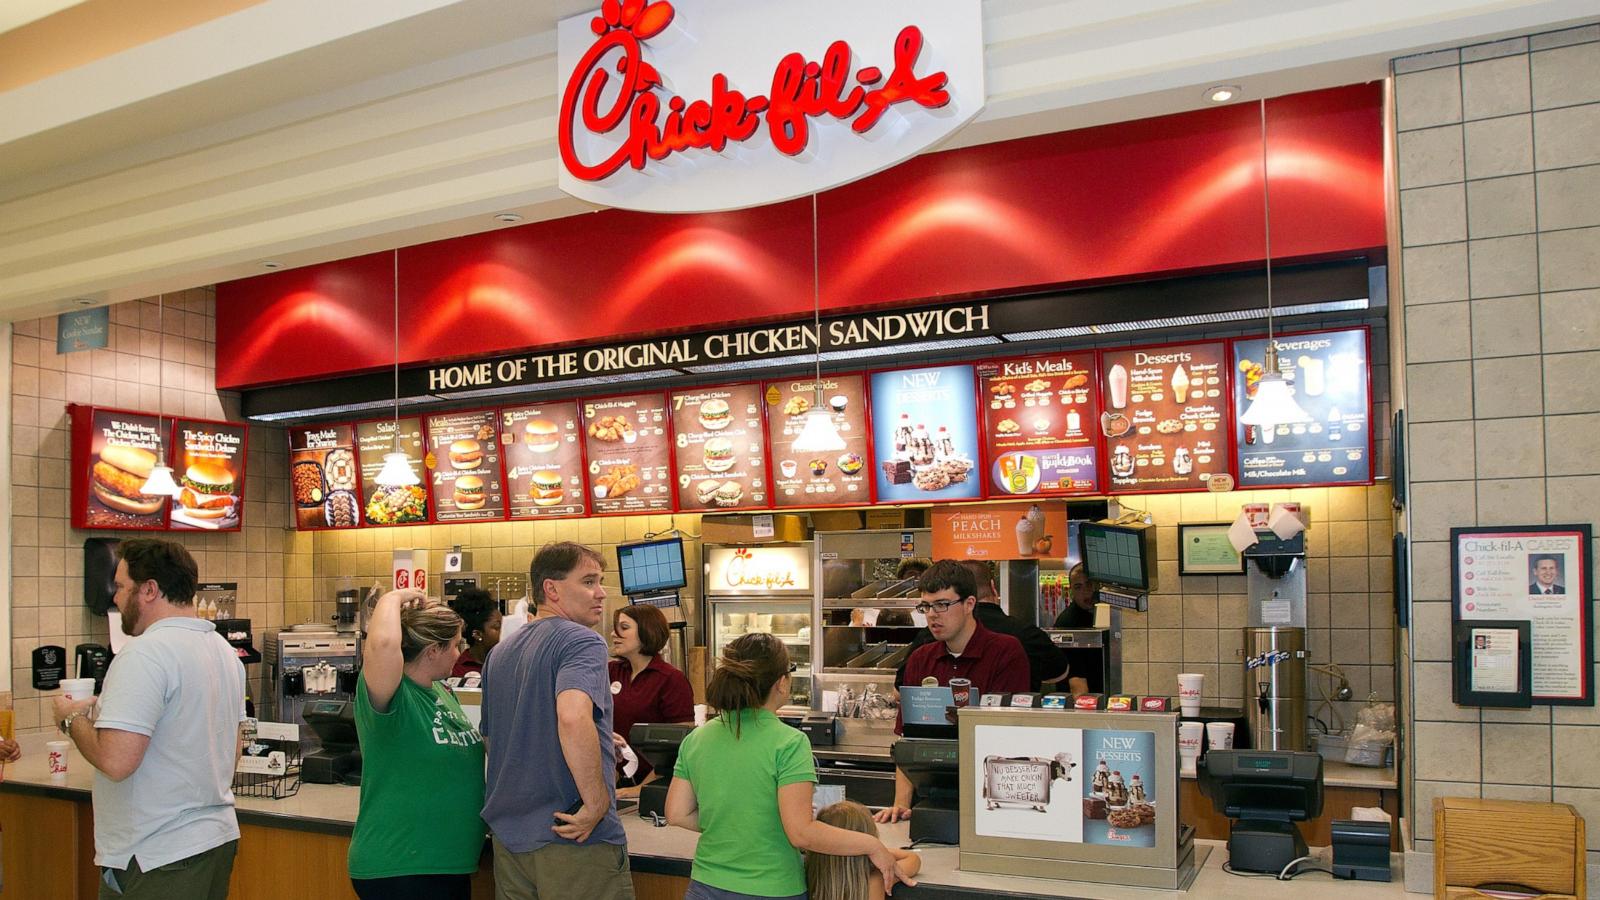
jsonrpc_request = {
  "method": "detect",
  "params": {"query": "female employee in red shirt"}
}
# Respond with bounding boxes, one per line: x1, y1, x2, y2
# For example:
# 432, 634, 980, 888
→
446, 588, 501, 680
609, 603, 695, 796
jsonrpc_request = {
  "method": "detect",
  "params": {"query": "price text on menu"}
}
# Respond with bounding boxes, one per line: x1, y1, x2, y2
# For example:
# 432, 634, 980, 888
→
1099, 341, 1230, 492
977, 352, 1101, 497
582, 393, 674, 515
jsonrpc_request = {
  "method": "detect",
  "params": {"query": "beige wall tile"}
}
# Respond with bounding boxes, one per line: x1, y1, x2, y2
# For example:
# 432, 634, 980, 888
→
1463, 54, 1532, 119
1402, 242, 1470, 306
1475, 478, 1547, 525
1546, 475, 1600, 525
1414, 721, 1483, 781
1398, 125, 1465, 188
1539, 226, 1600, 293
1546, 413, 1600, 475
1531, 43, 1600, 109
1464, 115, 1535, 179
1466, 174, 1536, 239
1406, 361, 1474, 421
1401, 184, 1468, 246
1481, 783, 1553, 803
1469, 234, 1540, 299
1537, 165, 1600, 231
1411, 541, 1452, 602
1543, 351, 1600, 413
1553, 725, 1600, 787
1473, 417, 1544, 477
1552, 787, 1600, 851
1413, 779, 1481, 840
1398, 67, 1464, 130
1470, 294, 1541, 358
1406, 302, 1471, 363
1534, 105, 1600, 170
1482, 723, 1552, 784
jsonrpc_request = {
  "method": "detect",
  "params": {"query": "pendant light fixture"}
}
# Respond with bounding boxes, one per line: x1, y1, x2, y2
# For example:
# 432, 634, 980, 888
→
139, 292, 184, 498
374, 249, 421, 487
1238, 98, 1312, 430
790, 194, 846, 454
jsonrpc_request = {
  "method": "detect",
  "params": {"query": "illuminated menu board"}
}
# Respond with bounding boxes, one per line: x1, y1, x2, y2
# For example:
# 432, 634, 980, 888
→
169, 419, 247, 531
1232, 327, 1371, 487
977, 352, 1101, 497
1098, 341, 1230, 493
289, 423, 361, 530
671, 383, 769, 511
502, 401, 587, 519
869, 364, 982, 502
355, 417, 431, 526
764, 375, 870, 508
581, 393, 673, 515
426, 409, 506, 522
70, 405, 170, 531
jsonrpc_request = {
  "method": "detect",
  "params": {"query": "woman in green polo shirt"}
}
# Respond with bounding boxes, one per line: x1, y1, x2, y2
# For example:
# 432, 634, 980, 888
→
666, 633, 912, 899
348, 589, 486, 900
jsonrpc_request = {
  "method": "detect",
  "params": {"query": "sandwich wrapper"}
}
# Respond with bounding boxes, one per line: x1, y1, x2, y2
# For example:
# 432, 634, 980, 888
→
1227, 513, 1260, 553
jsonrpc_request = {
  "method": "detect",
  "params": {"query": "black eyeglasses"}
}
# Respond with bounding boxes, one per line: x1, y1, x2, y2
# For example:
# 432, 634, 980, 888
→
914, 598, 966, 614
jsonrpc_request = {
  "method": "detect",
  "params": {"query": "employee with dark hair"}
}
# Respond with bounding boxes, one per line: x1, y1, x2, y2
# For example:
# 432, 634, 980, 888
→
609, 603, 694, 796
666, 633, 909, 898
895, 558, 932, 582
447, 588, 502, 680
1053, 563, 1106, 694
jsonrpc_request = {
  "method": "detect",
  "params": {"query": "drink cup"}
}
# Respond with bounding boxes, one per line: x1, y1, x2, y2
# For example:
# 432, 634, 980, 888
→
1302, 357, 1326, 396
693, 704, 708, 727
950, 678, 973, 707
1206, 721, 1235, 751
780, 460, 797, 479
1177, 673, 1205, 717
47, 741, 70, 779
60, 678, 96, 702
1015, 517, 1037, 556
1177, 722, 1204, 777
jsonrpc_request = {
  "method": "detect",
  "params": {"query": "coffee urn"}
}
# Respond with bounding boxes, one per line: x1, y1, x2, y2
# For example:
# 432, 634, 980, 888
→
1243, 533, 1308, 751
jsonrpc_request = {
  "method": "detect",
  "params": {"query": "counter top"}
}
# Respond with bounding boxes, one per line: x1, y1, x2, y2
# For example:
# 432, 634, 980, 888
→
4, 733, 1408, 899
1180, 758, 1398, 791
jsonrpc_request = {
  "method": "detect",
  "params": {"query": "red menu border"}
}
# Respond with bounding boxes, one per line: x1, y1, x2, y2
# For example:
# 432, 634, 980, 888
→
168, 416, 251, 533
579, 390, 678, 518
349, 413, 438, 528
69, 403, 172, 532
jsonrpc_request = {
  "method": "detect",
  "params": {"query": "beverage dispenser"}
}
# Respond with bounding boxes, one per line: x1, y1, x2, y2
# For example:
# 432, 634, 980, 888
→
1243, 533, 1307, 751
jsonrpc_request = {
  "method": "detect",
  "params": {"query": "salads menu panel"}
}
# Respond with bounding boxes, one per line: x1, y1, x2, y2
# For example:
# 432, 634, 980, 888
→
355, 417, 431, 526
764, 375, 870, 508
289, 424, 361, 530
1099, 341, 1229, 492
501, 401, 587, 519
71, 405, 170, 531
671, 384, 769, 511
977, 352, 1102, 497
426, 410, 506, 522
581, 393, 673, 515
1232, 328, 1371, 487
169, 419, 246, 531
869, 364, 982, 502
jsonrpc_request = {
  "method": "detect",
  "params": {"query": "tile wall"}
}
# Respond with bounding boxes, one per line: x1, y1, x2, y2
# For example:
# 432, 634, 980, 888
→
1394, 22, 1600, 866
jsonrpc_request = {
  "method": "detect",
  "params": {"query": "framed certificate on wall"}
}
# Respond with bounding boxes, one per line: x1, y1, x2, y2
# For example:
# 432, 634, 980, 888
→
1177, 523, 1246, 575
1452, 620, 1532, 708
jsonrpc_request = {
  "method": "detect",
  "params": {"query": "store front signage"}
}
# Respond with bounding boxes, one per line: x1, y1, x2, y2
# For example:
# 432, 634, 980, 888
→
555, 0, 985, 212
423, 303, 993, 393
706, 545, 812, 593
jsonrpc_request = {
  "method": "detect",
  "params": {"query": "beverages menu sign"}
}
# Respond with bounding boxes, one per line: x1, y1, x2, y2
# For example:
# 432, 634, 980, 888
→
426, 410, 506, 522
765, 374, 870, 508
502, 401, 587, 519
1232, 327, 1371, 487
1098, 341, 1230, 493
977, 353, 1101, 497
582, 393, 674, 515
671, 384, 769, 511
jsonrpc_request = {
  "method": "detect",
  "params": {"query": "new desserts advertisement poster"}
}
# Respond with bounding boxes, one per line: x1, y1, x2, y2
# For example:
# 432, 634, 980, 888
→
1081, 729, 1157, 848
869, 364, 981, 502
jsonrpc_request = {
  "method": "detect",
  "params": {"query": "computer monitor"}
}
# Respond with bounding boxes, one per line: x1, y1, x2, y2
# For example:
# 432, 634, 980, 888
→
629, 722, 696, 819
892, 738, 961, 845
1079, 521, 1159, 593
1197, 750, 1324, 874
617, 537, 688, 597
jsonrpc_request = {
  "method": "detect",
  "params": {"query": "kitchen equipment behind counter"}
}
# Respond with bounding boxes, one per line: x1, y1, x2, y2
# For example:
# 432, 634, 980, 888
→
267, 631, 358, 753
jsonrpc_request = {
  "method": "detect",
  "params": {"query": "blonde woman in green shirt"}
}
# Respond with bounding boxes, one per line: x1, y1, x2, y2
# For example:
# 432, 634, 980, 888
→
348, 589, 486, 900
667, 633, 912, 899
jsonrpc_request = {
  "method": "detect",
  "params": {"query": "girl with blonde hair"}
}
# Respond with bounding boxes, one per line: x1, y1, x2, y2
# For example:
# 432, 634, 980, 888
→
806, 801, 922, 900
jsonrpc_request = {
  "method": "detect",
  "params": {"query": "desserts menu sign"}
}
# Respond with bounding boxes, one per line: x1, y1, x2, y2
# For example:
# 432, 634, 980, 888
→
869, 364, 982, 502
1099, 341, 1229, 493
289, 424, 360, 530
977, 353, 1101, 497
764, 375, 870, 508
70, 405, 170, 531
1232, 327, 1370, 487
426, 410, 505, 522
501, 401, 587, 519
581, 393, 673, 515
671, 384, 768, 511
169, 419, 246, 531
355, 417, 431, 526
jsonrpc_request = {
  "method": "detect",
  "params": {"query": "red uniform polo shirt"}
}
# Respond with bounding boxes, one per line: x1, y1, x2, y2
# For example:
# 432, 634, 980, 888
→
609, 654, 695, 782
895, 622, 1030, 734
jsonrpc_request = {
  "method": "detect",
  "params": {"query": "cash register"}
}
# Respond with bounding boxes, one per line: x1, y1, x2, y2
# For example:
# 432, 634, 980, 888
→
301, 699, 362, 785
630, 723, 696, 820
1197, 749, 1324, 874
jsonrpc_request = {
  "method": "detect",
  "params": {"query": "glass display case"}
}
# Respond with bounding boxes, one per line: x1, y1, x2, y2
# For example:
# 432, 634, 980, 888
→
703, 543, 813, 708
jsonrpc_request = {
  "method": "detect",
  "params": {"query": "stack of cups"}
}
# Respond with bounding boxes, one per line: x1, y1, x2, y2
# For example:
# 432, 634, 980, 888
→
1207, 722, 1235, 751
1177, 722, 1205, 777
1177, 673, 1205, 717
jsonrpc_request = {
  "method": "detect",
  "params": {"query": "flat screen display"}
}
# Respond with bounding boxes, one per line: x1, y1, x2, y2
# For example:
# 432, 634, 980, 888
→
1080, 522, 1155, 592
617, 538, 688, 596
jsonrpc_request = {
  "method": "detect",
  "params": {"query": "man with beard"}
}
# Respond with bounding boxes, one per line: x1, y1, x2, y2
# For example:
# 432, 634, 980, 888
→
51, 539, 246, 899
874, 560, 1030, 824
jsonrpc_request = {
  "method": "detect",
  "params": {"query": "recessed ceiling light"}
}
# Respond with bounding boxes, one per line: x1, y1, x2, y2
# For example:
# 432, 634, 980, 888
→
262, 261, 283, 269
1205, 85, 1241, 103
494, 213, 524, 224
74, 298, 95, 307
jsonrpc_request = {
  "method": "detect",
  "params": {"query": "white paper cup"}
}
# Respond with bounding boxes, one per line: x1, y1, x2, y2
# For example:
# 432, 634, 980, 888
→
693, 704, 708, 727
59, 678, 97, 702
1177, 722, 1204, 776
1177, 673, 1205, 716
47, 741, 70, 779
1206, 721, 1235, 751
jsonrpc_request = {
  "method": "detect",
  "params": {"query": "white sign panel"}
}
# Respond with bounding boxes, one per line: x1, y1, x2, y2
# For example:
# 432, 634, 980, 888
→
705, 545, 813, 595
556, 0, 986, 212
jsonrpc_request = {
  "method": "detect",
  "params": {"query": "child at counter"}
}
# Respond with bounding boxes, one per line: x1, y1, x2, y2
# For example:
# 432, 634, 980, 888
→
665, 633, 913, 899
806, 801, 922, 900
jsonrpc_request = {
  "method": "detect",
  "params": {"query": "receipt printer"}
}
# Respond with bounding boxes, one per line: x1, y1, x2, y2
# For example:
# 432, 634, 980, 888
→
1331, 818, 1391, 881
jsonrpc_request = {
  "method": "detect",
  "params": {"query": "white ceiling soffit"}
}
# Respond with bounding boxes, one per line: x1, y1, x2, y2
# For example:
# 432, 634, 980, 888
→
0, 0, 1592, 320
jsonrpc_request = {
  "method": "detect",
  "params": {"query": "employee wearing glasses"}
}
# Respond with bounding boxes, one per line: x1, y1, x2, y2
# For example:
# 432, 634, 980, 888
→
874, 560, 1030, 824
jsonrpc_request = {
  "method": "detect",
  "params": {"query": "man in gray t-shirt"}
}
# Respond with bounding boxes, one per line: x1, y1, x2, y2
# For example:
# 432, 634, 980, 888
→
482, 541, 634, 900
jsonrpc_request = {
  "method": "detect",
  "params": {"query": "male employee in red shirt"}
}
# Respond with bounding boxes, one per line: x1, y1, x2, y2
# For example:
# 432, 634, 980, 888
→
874, 559, 1030, 824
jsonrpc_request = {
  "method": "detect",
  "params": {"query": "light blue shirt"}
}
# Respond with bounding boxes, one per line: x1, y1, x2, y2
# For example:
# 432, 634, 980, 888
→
91, 616, 246, 870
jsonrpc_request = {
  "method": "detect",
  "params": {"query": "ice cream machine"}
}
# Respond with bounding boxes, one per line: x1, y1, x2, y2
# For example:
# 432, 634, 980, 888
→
1243, 533, 1308, 751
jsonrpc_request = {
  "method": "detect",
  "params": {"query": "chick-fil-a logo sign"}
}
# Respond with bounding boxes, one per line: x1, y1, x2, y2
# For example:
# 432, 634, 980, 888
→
555, 0, 985, 213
